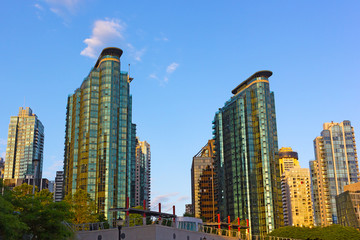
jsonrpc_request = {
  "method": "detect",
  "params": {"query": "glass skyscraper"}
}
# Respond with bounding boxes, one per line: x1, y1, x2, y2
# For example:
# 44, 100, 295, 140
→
64, 47, 136, 223
310, 121, 359, 226
132, 138, 151, 209
213, 70, 283, 236
4, 107, 44, 188
191, 139, 217, 222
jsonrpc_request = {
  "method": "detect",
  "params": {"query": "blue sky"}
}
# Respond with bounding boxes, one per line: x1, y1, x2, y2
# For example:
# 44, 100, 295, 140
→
0, 0, 359, 215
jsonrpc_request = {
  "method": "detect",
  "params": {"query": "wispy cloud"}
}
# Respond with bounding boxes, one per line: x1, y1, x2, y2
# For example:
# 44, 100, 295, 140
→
151, 192, 179, 209
45, 0, 81, 13
149, 74, 158, 80
176, 196, 189, 202
81, 19, 126, 58
42, 157, 63, 180
126, 43, 146, 62
166, 62, 179, 74
0, 138, 6, 160
34, 3, 44, 10
0, 138, 7, 146
155, 33, 169, 42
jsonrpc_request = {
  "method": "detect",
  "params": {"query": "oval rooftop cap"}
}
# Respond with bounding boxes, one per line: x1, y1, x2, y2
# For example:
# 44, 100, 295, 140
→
231, 70, 272, 94
95, 47, 123, 68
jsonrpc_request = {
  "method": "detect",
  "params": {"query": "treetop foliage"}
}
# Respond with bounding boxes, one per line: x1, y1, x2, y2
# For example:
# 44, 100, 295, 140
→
269, 225, 360, 240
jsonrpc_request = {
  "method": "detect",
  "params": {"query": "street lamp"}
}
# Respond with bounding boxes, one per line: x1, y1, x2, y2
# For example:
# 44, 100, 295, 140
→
32, 159, 40, 195
116, 217, 124, 240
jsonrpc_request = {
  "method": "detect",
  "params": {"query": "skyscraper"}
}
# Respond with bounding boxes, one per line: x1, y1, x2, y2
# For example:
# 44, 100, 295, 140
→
0, 157, 4, 179
279, 147, 300, 175
191, 139, 217, 222
54, 171, 64, 202
131, 137, 151, 209
281, 166, 314, 227
4, 107, 44, 188
213, 70, 283, 236
310, 120, 359, 226
336, 182, 360, 229
63, 47, 136, 223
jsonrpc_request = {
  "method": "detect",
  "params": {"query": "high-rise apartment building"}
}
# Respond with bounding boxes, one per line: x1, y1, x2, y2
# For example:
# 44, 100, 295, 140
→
0, 157, 4, 179
63, 48, 136, 223
279, 147, 300, 175
4, 107, 44, 188
213, 71, 283, 236
54, 171, 64, 202
131, 138, 151, 209
310, 120, 359, 226
282, 166, 314, 227
336, 182, 360, 229
191, 139, 217, 222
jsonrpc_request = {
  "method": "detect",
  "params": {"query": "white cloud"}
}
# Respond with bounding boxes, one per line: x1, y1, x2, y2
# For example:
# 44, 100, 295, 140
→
126, 43, 146, 62
163, 77, 169, 83
42, 158, 63, 180
151, 192, 179, 208
149, 74, 158, 79
166, 62, 179, 74
34, 3, 44, 10
155, 33, 169, 42
81, 19, 126, 58
0, 138, 7, 146
45, 0, 81, 12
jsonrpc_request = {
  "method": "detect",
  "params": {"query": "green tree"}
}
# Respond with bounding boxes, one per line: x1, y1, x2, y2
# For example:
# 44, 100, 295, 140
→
64, 189, 99, 224
5, 183, 73, 240
269, 225, 360, 240
129, 206, 145, 226
0, 192, 28, 239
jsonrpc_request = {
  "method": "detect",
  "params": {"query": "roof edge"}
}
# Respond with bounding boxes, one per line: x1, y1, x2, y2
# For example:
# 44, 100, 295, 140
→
231, 70, 273, 95
94, 47, 123, 68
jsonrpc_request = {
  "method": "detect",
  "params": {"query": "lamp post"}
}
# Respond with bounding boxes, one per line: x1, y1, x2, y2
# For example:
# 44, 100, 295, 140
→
32, 159, 40, 195
116, 217, 124, 240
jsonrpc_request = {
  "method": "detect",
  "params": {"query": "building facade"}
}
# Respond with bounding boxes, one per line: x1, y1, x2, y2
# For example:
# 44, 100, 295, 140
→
0, 157, 4, 179
4, 107, 44, 189
310, 121, 359, 226
336, 182, 360, 229
54, 171, 64, 202
63, 48, 136, 223
132, 137, 151, 209
281, 167, 314, 227
191, 139, 217, 222
279, 147, 299, 175
213, 71, 283, 236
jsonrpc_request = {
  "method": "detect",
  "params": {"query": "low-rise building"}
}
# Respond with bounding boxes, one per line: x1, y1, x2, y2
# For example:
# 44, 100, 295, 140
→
336, 182, 360, 229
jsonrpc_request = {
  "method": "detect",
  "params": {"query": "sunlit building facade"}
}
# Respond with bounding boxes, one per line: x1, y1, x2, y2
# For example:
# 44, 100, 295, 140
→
282, 166, 314, 227
64, 48, 136, 223
213, 71, 283, 236
132, 137, 151, 209
191, 139, 217, 222
310, 121, 359, 226
0, 157, 4, 179
336, 182, 360, 229
279, 147, 299, 175
4, 107, 44, 188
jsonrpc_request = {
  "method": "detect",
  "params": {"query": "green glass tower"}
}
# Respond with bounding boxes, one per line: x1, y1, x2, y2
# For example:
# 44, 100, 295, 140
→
64, 47, 135, 223
213, 70, 283, 236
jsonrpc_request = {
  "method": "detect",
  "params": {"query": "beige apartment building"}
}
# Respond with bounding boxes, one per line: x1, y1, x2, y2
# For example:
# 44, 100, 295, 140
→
310, 121, 359, 226
279, 147, 300, 175
282, 166, 314, 227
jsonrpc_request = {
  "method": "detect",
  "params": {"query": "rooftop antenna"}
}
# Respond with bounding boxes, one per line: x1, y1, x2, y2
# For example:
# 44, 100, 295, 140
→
128, 64, 134, 83
24, 96, 26, 109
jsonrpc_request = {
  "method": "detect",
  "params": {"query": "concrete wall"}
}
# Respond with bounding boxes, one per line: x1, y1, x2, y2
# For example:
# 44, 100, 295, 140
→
76, 224, 241, 240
